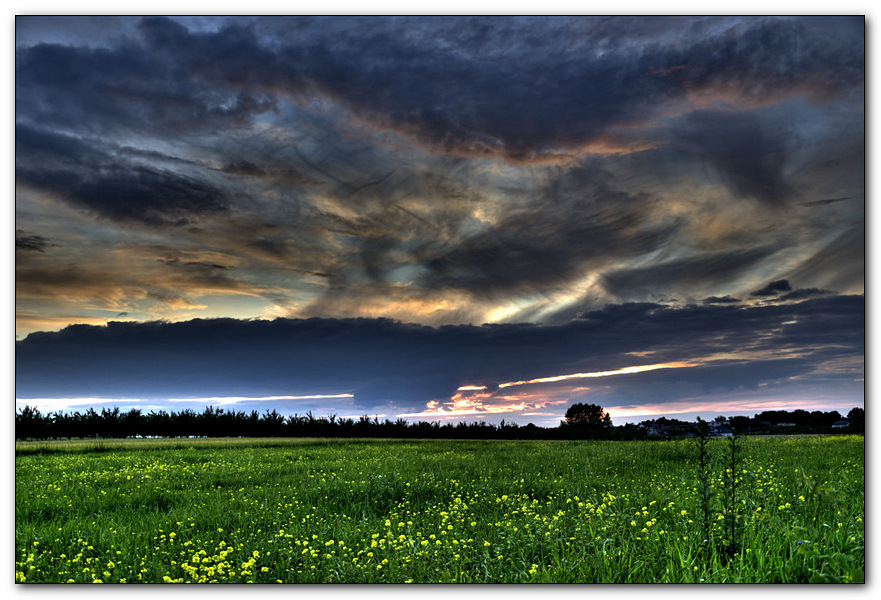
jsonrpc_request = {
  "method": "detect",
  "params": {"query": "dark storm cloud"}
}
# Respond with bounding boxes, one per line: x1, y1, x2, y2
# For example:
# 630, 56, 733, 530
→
16, 16, 863, 162
15, 124, 230, 225
15, 16, 142, 48
573, 302, 665, 325
15, 295, 864, 412
777, 288, 833, 302
135, 16, 303, 96
762, 295, 864, 348
669, 110, 796, 207
751, 279, 793, 297
671, 17, 863, 103
13, 15, 865, 360
572, 295, 863, 361
15, 30, 276, 137
702, 296, 742, 305
266, 16, 862, 161
15, 230, 53, 252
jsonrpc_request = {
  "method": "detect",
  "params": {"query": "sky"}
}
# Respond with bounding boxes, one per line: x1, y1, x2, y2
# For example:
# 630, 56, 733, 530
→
13, 15, 865, 426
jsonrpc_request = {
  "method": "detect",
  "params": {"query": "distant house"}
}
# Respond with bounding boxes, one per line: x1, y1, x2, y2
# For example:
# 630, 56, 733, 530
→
831, 420, 851, 429
666, 423, 696, 434
777, 422, 796, 427
646, 424, 668, 437
644, 421, 697, 437
708, 425, 733, 437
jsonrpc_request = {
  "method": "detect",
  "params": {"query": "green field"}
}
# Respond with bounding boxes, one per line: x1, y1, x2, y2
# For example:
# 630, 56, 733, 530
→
15, 435, 864, 583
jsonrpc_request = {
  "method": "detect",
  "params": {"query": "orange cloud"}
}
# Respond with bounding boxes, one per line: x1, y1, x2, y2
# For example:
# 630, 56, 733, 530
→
399, 385, 550, 420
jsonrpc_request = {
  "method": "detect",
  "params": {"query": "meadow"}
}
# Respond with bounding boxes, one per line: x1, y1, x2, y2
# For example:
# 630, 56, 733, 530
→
15, 435, 864, 583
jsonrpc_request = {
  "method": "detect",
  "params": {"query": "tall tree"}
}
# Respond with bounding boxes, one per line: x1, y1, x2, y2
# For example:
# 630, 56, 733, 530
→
847, 407, 865, 432
563, 403, 612, 435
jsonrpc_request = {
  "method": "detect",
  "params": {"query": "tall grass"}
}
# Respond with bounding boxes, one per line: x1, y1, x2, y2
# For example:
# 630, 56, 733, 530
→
15, 436, 864, 583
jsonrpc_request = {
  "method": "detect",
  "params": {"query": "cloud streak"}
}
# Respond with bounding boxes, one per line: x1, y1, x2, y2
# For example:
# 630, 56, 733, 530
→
496, 362, 698, 389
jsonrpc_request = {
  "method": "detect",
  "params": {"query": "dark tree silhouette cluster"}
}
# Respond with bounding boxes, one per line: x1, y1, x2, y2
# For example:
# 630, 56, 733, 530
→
562, 403, 613, 436
14, 405, 558, 441
15, 404, 863, 441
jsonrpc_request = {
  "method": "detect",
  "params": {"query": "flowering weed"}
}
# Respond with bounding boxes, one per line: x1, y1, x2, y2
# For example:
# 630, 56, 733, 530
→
15, 436, 864, 583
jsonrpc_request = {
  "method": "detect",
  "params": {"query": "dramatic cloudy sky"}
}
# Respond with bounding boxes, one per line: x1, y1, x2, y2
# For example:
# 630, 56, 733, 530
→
14, 15, 864, 425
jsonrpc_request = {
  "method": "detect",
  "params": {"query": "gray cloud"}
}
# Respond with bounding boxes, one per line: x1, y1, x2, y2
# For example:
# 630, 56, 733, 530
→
601, 247, 781, 300
669, 110, 796, 207
778, 288, 834, 302
15, 230, 53, 252
785, 225, 865, 293
15, 296, 864, 414
16, 31, 277, 137
751, 279, 793, 297
702, 296, 742, 305
413, 164, 679, 299
16, 124, 230, 225
16, 17, 863, 162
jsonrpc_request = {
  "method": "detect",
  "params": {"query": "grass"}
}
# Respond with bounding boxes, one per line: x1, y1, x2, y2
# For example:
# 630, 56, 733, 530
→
15, 435, 864, 583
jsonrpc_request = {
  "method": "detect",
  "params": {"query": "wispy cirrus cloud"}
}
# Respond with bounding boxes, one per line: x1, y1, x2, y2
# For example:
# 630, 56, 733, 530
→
15, 16, 863, 423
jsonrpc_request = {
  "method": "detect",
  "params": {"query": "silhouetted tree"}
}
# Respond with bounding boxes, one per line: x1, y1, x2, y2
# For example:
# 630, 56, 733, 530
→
847, 407, 865, 432
729, 415, 752, 433
261, 409, 286, 437
16, 405, 46, 440
808, 410, 841, 430
563, 403, 612, 437
121, 408, 143, 438
790, 409, 810, 425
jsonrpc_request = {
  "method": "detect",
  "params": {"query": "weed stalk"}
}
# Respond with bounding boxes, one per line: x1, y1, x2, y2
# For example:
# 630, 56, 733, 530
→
694, 417, 714, 554
720, 428, 741, 562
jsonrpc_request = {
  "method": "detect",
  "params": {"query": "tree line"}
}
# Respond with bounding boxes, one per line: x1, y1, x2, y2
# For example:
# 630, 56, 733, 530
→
638, 407, 864, 436
13, 405, 572, 441
14, 402, 863, 441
